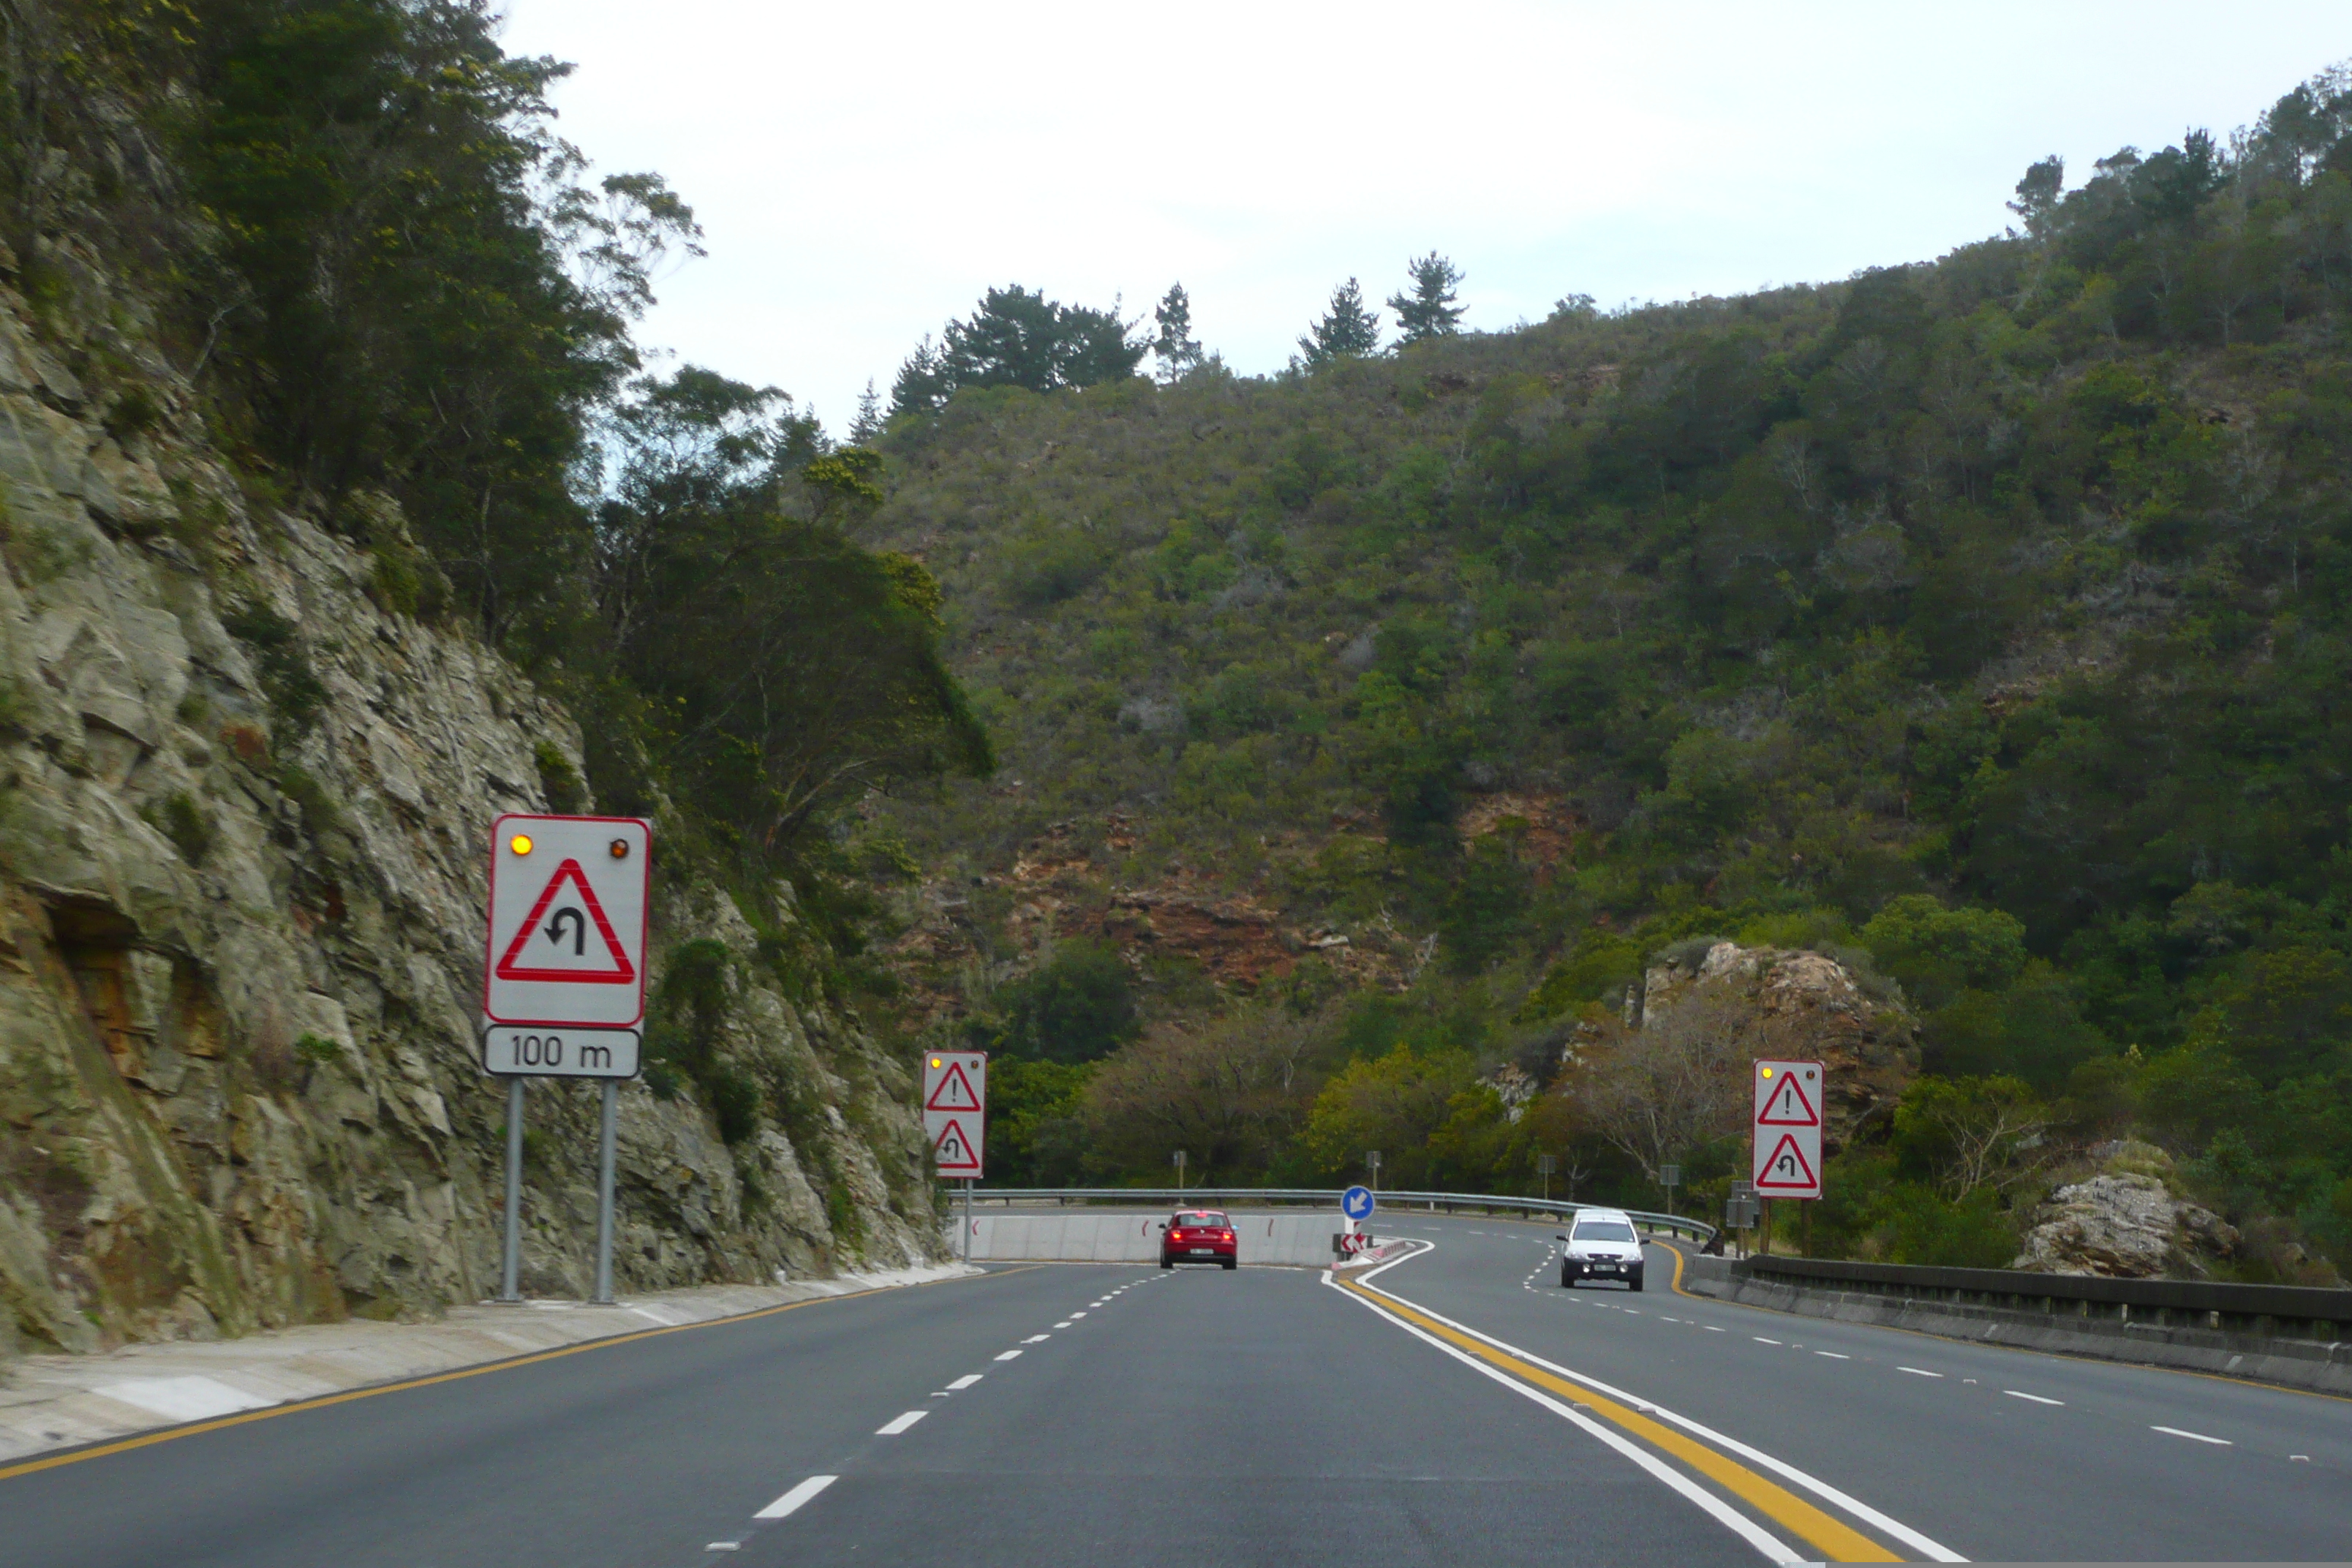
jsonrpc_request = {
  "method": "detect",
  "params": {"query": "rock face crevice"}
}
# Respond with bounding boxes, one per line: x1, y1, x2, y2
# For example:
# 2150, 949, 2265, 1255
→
0, 271, 939, 1360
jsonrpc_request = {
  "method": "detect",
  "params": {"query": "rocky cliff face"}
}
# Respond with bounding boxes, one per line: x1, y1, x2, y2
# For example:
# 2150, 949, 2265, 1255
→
0, 267, 939, 1360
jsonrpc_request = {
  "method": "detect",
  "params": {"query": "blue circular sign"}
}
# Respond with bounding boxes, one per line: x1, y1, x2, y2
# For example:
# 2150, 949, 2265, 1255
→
1341, 1185, 1376, 1221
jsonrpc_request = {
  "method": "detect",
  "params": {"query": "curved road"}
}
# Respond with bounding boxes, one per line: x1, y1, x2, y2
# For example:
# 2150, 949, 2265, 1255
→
3, 1215, 2345, 1565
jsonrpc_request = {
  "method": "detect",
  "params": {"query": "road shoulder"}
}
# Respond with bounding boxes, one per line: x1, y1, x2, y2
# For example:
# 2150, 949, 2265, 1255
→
0, 1263, 979, 1466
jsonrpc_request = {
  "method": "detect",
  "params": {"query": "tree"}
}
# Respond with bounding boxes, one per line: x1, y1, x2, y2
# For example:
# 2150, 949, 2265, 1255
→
1152, 283, 1202, 381
889, 334, 950, 419
1085, 1005, 1319, 1180
848, 378, 884, 445
1890, 1077, 2051, 1201
1560, 988, 1752, 1183
2008, 156, 2066, 237
593, 366, 993, 867
891, 287, 1147, 415
991, 942, 1142, 1063
1294, 278, 1382, 370
1297, 1044, 1480, 1185
1388, 253, 1466, 343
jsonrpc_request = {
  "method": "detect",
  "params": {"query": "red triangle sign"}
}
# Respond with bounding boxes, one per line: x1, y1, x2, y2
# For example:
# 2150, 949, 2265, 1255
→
1757, 1072, 1820, 1126
932, 1116, 981, 1174
495, 859, 637, 984
925, 1061, 981, 1112
1755, 1131, 1819, 1190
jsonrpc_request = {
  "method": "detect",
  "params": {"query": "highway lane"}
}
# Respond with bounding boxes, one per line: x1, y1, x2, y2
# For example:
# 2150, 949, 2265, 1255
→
1362, 1214, 2352, 1561
5, 1213, 2345, 1565
1, 1254, 1747, 1568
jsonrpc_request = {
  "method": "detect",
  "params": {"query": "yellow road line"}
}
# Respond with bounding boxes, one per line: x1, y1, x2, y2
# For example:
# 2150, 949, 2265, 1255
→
1338, 1276, 1901, 1563
0, 1267, 1018, 1485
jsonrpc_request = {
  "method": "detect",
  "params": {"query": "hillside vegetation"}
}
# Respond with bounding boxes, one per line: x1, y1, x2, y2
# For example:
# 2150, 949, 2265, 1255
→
867, 67, 2352, 1278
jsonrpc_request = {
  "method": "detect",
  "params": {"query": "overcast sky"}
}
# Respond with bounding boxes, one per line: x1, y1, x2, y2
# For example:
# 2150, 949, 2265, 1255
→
497, 1, 2348, 434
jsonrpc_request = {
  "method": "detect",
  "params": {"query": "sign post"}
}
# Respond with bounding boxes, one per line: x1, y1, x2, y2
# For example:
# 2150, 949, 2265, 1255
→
1752, 1060, 1823, 1255
481, 814, 652, 1306
1537, 1153, 1556, 1203
923, 1051, 986, 1261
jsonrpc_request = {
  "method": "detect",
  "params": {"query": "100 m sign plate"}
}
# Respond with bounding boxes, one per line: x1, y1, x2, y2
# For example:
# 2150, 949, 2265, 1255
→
482, 1024, 641, 1079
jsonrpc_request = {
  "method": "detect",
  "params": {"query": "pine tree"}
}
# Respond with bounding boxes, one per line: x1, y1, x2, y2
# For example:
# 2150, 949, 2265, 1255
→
1294, 278, 1382, 371
889, 335, 949, 418
848, 378, 884, 445
1152, 283, 1203, 382
1388, 253, 1466, 344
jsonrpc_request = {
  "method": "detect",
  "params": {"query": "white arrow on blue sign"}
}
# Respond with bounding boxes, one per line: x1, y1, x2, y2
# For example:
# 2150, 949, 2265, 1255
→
1341, 1185, 1376, 1221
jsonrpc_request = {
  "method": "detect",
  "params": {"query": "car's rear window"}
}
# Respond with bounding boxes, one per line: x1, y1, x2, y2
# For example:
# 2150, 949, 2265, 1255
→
1172, 1213, 1229, 1228
1572, 1221, 1637, 1242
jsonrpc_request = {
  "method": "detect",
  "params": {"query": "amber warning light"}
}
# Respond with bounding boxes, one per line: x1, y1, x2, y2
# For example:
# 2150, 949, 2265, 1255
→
510, 834, 533, 856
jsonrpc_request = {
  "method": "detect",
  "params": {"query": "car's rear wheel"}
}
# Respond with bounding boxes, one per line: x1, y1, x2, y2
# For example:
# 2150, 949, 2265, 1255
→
1160, 1258, 1173, 1270
1222, 1259, 1237, 1270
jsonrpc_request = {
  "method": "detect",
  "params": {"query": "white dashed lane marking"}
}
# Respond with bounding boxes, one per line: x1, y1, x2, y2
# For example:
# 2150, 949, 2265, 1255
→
2006, 1390, 2062, 1406
2154, 1425, 2231, 1445
754, 1474, 837, 1519
994, 1349, 1022, 1361
876, 1410, 928, 1436
1897, 1367, 1943, 1379
1814, 1352, 1849, 1360
947, 1374, 983, 1390
1023, 1334, 1051, 1343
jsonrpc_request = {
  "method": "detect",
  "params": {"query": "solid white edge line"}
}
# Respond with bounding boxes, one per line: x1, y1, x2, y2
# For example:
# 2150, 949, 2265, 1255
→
875, 1410, 928, 1436
1322, 1273, 1801, 1566
753, 1474, 837, 1520
1349, 1254, 1968, 1564
2152, 1425, 2231, 1445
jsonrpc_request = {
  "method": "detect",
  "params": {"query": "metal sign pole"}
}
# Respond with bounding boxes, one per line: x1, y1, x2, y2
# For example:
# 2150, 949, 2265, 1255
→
962, 1177, 972, 1264
592, 1078, 617, 1305
500, 1077, 524, 1303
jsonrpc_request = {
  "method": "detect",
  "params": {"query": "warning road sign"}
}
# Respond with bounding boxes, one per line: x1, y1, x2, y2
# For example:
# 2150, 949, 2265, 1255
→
1755, 1066, 1820, 1126
924, 1051, 987, 1179
484, 815, 650, 1030
1752, 1060, 1823, 1199
924, 1059, 982, 1113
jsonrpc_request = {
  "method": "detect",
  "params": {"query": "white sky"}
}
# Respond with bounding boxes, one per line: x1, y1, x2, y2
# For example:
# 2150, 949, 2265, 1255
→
497, 1, 2349, 434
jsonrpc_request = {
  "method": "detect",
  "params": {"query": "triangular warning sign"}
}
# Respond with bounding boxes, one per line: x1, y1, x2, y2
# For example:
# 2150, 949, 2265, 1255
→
925, 1061, 981, 1112
495, 859, 636, 984
932, 1116, 981, 1175
1757, 1072, 1820, 1126
1754, 1131, 1819, 1191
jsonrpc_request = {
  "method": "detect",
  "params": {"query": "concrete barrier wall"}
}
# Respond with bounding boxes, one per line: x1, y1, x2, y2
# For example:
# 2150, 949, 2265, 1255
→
946, 1210, 1351, 1267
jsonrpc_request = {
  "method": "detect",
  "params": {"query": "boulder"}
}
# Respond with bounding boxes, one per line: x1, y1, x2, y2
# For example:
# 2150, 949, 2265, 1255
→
2010, 1173, 2239, 1278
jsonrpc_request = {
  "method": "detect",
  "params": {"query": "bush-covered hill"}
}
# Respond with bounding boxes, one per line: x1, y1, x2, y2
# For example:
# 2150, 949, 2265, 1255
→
866, 67, 2352, 1277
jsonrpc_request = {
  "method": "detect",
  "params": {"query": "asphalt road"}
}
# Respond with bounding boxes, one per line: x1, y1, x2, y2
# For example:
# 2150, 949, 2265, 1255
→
3, 1215, 2346, 1566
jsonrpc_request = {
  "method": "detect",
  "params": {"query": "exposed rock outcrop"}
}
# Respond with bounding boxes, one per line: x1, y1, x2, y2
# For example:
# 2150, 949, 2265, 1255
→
0, 264, 938, 1360
1632, 941, 1918, 1147
2011, 1173, 2239, 1278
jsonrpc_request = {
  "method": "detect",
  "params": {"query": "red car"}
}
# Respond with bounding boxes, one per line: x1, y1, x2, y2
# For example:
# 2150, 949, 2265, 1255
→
1160, 1209, 1237, 1270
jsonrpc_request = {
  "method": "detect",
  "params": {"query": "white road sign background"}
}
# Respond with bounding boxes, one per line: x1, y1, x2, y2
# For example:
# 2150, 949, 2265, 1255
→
923, 1051, 986, 1178
483, 815, 651, 1028
1752, 1058, 1823, 1199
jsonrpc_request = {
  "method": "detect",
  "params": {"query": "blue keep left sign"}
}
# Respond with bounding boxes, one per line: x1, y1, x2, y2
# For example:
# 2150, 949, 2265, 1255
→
1341, 1185, 1376, 1221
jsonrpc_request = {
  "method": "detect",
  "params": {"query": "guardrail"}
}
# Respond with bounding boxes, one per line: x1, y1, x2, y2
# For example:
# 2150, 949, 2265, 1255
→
1735, 1254, 2352, 1338
963, 1186, 1717, 1244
